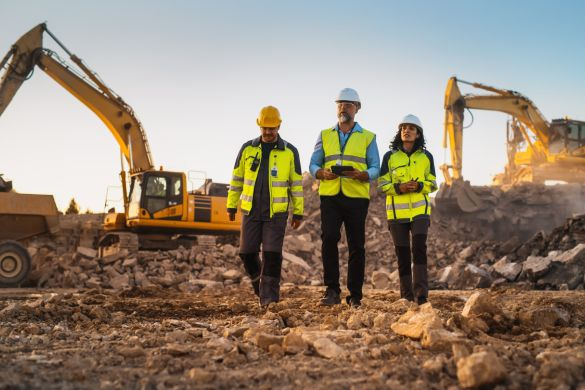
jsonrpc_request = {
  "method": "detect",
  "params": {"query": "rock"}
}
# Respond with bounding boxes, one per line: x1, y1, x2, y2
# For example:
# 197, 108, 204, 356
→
461, 292, 499, 318
421, 328, 462, 351
521, 256, 552, 280
456, 351, 507, 388
222, 244, 238, 257
554, 243, 585, 264
164, 343, 192, 356
534, 348, 585, 389
371, 270, 391, 289
391, 303, 443, 339
116, 346, 145, 358
222, 269, 243, 281
312, 338, 344, 359
493, 256, 522, 281
185, 368, 216, 384
282, 252, 311, 271
458, 246, 474, 260
282, 333, 308, 354
253, 333, 284, 350
77, 246, 97, 259
373, 313, 392, 330
122, 258, 137, 268
109, 274, 130, 290
518, 307, 570, 328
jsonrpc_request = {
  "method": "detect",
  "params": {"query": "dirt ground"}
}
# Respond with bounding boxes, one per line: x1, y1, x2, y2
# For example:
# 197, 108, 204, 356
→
1, 286, 584, 389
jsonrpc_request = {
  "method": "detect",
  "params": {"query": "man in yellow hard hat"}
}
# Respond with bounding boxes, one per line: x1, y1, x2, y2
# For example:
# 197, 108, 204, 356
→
309, 88, 380, 308
227, 106, 304, 307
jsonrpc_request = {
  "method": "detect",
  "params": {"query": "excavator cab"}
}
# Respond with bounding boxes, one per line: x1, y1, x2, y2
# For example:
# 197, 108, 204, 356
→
128, 171, 185, 221
550, 119, 585, 155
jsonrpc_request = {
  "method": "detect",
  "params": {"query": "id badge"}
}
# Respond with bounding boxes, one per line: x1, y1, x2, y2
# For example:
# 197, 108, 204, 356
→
271, 166, 278, 177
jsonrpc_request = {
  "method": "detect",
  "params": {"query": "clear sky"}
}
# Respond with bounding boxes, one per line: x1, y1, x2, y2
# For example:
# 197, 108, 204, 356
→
1, 0, 584, 212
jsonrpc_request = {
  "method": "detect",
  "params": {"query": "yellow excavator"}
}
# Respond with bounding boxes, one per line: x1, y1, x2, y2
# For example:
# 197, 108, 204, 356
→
437, 76, 585, 213
0, 23, 240, 254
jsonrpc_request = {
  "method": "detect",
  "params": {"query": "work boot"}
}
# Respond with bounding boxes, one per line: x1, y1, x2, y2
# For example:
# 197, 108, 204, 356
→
345, 295, 361, 308
399, 274, 415, 302
239, 253, 261, 297
320, 288, 341, 306
259, 275, 280, 307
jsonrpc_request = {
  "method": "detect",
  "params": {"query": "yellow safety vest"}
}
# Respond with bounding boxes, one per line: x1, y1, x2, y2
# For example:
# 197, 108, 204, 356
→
227, 137, 304, 218
378, 148, 438, 221
319, 127, 375, 199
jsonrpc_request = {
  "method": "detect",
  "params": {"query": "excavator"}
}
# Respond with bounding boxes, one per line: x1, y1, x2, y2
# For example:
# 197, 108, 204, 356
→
0, 23, 241, 261
435, 77, 585, 240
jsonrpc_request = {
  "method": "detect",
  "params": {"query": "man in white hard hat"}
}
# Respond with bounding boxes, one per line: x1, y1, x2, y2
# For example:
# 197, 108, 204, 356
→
309, 88, 380, 308
378, 114, 438, 304
227, 106, 304, 307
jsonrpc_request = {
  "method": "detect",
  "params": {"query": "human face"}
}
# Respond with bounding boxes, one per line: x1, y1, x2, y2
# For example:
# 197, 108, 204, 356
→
337, 101, 358, 124
260, 126, 279, 143
400, 124, 420, 143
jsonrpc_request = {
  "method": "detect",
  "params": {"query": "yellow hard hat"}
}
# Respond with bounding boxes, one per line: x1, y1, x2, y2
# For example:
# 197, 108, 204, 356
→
257, 106, 282, 127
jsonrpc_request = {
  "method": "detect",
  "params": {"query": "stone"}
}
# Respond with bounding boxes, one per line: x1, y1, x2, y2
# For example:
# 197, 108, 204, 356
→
222, 269, 243, 281
518, 307, 570, 328
493, 256, 523, 281
371, 270, 391, 289
391, 303, 443, 339
164, 343, 192, 356
282, 252, 311, 271
282, 333, 308, 354
116, 346, 145, 358
109, 274, 130, 290
77, 246, 97, 259
185, 368, 216, 384
554, 243, 585, 264
421, 328, 462, 351
122, 258, 137, 268
456, 351, 507, 388
222, 244, 237, 257
458, 246, 474, 260
253, 333, 284, 350
461, 292, 499, 318
521, 256, 552, 280
312, 338, 344, 359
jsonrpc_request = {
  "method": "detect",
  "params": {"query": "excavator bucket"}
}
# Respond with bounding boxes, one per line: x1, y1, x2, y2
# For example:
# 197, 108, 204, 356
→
0, 24, 44, 116
435, 180, 484, 213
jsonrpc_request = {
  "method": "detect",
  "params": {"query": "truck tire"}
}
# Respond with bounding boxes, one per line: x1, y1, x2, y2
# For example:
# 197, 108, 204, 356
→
0, 240, 32, 287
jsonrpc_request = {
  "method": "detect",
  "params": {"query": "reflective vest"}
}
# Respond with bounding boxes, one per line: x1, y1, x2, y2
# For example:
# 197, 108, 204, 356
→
227, 137, 304, 218
378, 148, 438, 221
319, 127, 375, 199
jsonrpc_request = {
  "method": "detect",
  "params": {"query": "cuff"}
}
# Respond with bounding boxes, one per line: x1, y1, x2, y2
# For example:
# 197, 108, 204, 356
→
416, 182, 424, 192
292, 214, 303, 221
394, 183, 402, 194
227, 208, 237, 214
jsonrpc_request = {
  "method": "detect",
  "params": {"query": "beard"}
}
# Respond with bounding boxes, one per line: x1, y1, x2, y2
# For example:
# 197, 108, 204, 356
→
339, 112, 352, 123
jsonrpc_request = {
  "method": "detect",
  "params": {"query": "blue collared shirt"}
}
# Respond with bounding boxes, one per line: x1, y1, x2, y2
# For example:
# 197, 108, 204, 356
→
309, 122, 380, 179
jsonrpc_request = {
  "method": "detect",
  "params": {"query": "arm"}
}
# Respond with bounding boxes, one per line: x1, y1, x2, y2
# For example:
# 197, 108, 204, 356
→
416, 151, 438, 194
365, 135, 381, 180
377, 151, 399, 195
309, 133, 325, 178
227, 144, 246, 214
288, 145, 304, 228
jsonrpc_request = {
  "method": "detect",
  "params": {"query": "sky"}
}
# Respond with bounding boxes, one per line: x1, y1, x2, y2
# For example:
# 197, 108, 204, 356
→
1, 0, 584, 212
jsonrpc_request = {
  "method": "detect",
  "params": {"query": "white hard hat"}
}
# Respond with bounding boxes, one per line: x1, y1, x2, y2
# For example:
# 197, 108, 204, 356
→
399, 114, 423, 132
335, 88, 361, 105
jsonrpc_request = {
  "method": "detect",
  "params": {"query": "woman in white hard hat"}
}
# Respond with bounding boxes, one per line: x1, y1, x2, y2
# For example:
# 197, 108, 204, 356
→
378, 115, 438, 304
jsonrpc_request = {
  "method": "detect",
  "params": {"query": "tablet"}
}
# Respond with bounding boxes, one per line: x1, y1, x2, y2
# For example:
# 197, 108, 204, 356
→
331, 165, 355, 175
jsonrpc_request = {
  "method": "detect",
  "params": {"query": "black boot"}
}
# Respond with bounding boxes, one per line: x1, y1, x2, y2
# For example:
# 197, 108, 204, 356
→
259, 252, 282, 306
239, 253, 261, 296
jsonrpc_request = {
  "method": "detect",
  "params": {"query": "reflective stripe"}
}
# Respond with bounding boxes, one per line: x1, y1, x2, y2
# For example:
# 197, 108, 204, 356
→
342, 155, 366, 164
229, 185, 242, 191
272, 197, 288, 203
291, 180, 303, 187
290, 191, 304, 197
244, 179, 255, 186
324, 154, 342, 162
240, 194, 253, 202
271, 181, 289, 187
232, 175, 244, 183
412, 200, 426, 208
377, 180, 391, 187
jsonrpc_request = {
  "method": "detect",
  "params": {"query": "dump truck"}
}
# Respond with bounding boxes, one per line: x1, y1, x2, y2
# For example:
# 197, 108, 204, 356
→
0, 174, 59, 286
0, 24, 241, 253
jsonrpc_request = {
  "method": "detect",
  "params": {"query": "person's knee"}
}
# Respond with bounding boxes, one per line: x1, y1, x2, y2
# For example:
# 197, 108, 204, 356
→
239, 253, 261, 276
262, 252, 282, 278
412, 235, 428, 265
321, 230, 341, 244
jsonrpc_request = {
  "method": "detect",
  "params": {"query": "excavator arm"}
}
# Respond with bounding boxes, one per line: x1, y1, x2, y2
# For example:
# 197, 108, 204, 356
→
442, 77, 551, 183
0, 23, 154, 174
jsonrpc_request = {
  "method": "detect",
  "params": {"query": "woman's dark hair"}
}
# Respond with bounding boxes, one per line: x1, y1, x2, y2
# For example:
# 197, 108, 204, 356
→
390, 127, 426, 151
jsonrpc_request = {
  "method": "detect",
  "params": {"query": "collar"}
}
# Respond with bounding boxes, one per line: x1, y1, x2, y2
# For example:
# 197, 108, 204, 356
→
251, 136, 286, 150
333, 122, 362, 133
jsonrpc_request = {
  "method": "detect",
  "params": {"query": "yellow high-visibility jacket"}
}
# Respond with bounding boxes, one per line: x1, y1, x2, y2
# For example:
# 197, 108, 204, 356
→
378, 148, 438, 222
227, 136, 304, 219
319, 127, 376, 199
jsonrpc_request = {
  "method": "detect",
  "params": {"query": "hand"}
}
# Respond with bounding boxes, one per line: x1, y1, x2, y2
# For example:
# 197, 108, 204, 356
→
228, 211, 236, 221
316, 168, 338, 180
343, 170, 369, 182
399, 180, 419, 193
290, 219, 301, 230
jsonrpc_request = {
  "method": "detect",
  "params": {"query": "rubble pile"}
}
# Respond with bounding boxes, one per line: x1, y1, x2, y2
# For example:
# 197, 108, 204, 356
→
23, 175, 585, 292
433, 183, 585, 241
1, 287, 584, 388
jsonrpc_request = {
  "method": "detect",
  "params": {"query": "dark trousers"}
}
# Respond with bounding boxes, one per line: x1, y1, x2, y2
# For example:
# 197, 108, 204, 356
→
320, 193, 369, 300
388, 219, 430, 302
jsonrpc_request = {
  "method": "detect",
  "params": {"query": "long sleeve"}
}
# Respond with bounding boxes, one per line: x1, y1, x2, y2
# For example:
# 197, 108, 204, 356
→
227, 144, 246, 212
378, 150, 399, 196
288, 144, 304, 219
309, 133, 324, 177
417, 150, 438, 194
365, 135, 380, 180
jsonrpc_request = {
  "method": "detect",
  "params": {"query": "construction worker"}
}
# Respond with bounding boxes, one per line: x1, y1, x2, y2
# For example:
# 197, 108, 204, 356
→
309, 88, 380, 308
227, 106, 304, 307
378, 114, 438, 304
